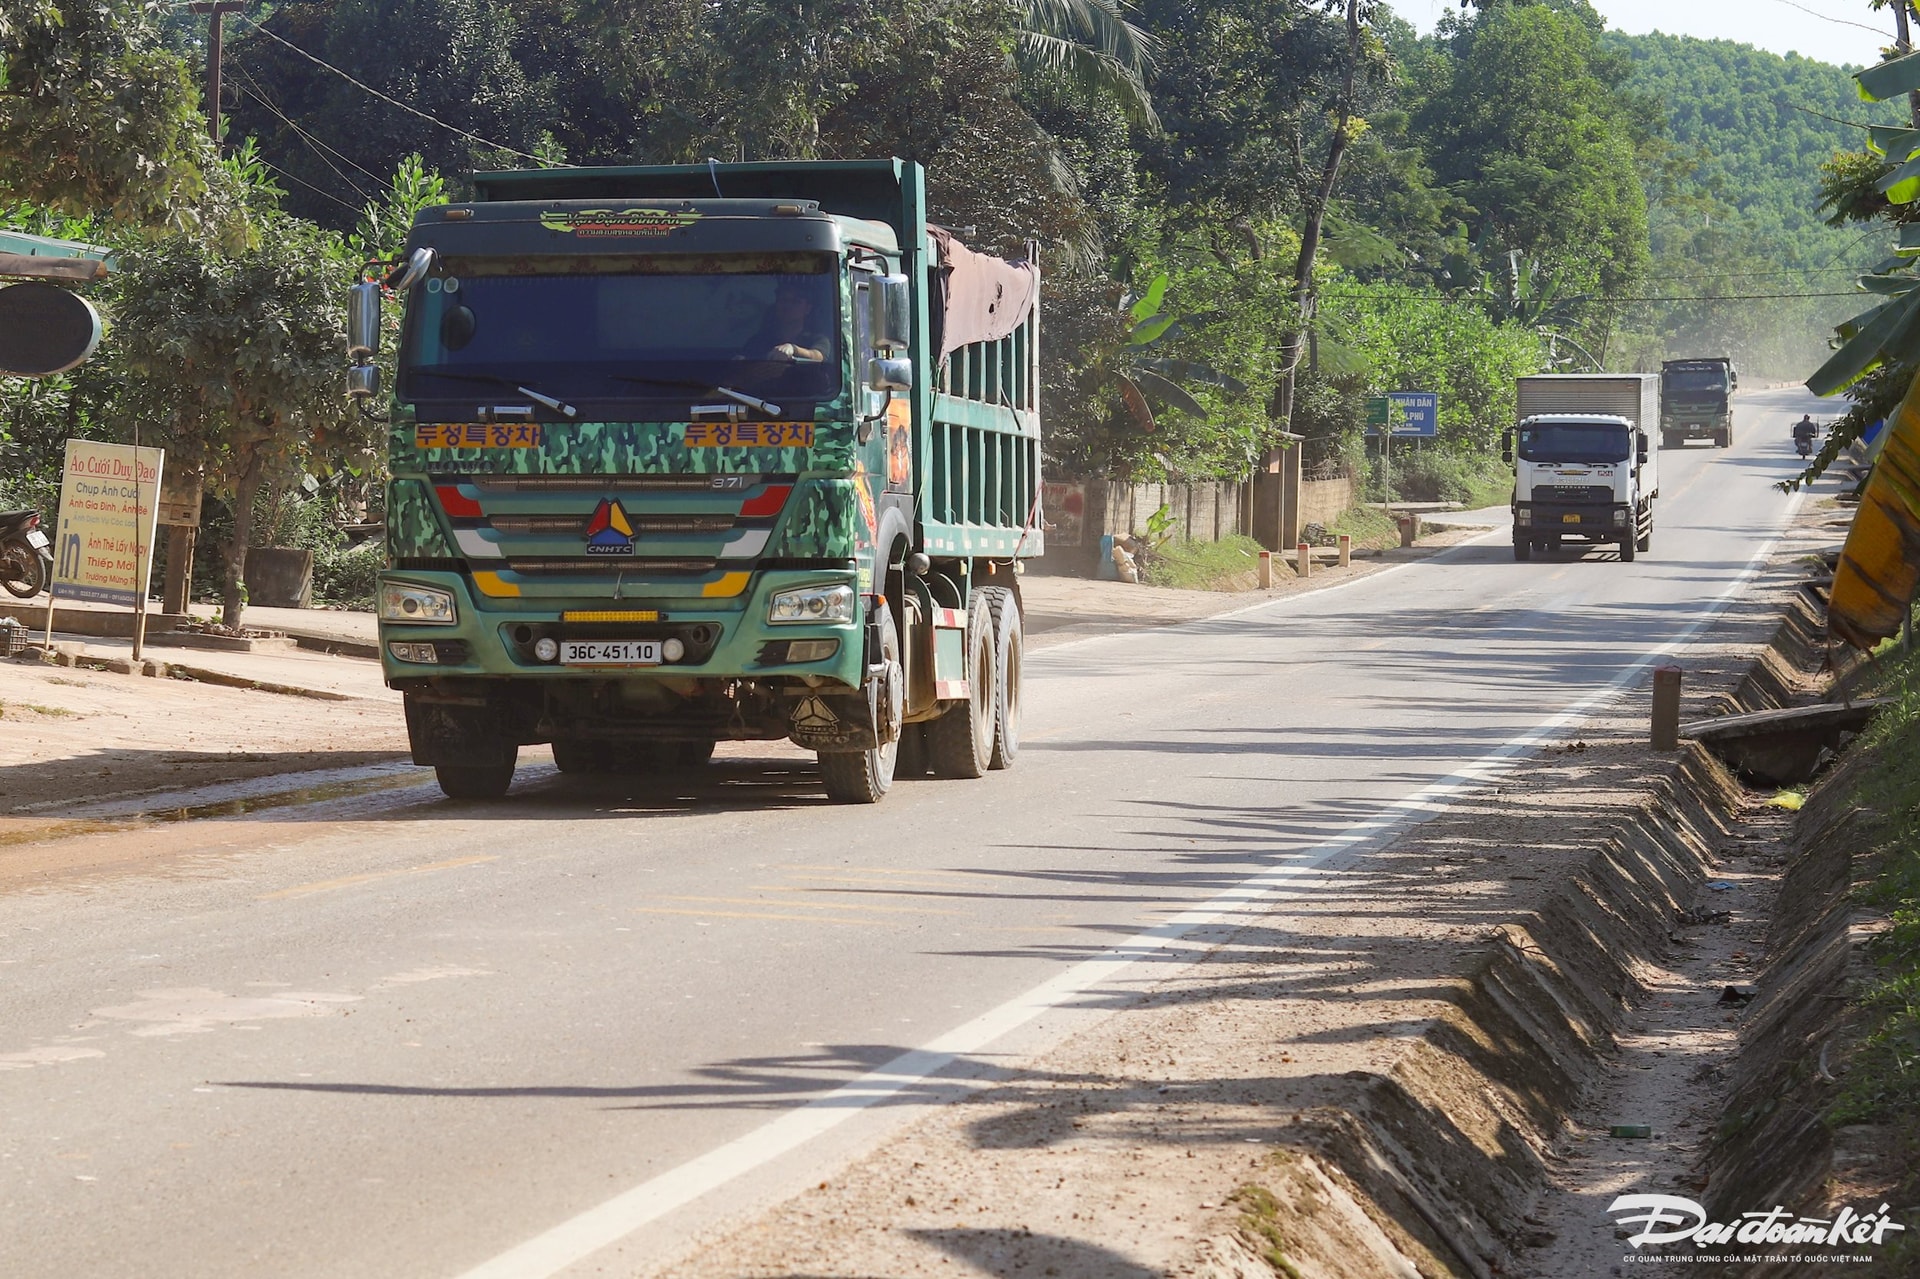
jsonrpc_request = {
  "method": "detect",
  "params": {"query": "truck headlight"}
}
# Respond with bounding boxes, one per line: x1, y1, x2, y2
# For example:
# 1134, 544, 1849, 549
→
379, 581, 457, 625
1612, 509, 1629, 526
1515, 507, 1532, 526
769, 584, 855, 624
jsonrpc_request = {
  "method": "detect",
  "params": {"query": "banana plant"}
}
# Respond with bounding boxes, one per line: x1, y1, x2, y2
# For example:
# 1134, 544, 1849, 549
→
1111, 272, 1246, 433
1806, 50, 1920, 649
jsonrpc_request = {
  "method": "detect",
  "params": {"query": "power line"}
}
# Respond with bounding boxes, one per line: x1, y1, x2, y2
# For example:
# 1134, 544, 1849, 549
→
1324, 288, 1875, 304
234, 75, 376, 205
235, 59, 387, 188
251, 153, 365, 215
1764, 0, 1896, 41
233, 15, 547, 165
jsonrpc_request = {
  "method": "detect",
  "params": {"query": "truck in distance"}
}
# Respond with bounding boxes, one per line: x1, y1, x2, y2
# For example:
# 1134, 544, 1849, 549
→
1504, 373, 1660, 563
345, 159, 1042, 804
1659, 356, 1736, 448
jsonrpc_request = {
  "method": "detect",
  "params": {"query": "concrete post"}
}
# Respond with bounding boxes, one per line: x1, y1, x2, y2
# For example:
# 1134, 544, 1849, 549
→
1652, 665, 1682, 751
1249, 432, 1305, 552
1398, 515, 1419, 548
1257, 551, 1273, 589
1337, 534, 1351, 567
1296, 542, 1311, 578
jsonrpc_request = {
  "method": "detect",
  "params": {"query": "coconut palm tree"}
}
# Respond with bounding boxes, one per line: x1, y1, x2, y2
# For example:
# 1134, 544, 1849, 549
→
1016, 0, 1159, 128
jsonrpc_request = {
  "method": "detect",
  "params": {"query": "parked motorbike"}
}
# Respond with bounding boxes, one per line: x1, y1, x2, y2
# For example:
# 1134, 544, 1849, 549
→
0, 509, 53, 599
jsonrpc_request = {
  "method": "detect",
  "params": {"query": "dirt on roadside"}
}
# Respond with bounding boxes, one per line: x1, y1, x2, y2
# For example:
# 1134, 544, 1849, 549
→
0, 658, 408, 820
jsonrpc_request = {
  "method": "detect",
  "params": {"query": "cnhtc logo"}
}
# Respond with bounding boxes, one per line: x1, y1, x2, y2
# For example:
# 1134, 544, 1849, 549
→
584, 499, 636, 556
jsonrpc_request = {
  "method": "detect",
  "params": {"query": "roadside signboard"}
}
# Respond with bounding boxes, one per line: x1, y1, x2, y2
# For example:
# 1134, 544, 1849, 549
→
51, 440, 165, 608
1041, 480, 1087, 547
1367, 391, 1438, 438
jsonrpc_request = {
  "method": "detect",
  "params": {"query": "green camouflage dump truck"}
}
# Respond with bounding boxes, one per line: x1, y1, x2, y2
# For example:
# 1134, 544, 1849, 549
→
346, 159, 1042, 803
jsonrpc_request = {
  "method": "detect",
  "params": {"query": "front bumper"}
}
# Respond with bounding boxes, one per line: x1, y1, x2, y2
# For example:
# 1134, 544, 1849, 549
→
1514, 502, 1630, 534
376, 566, 864, 690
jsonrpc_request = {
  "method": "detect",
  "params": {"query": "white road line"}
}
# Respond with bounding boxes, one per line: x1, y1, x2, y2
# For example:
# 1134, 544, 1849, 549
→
453, 502, 1801, 1279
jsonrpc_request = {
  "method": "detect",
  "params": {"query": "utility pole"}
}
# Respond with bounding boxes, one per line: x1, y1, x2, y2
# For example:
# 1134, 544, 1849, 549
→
187, 2, 246, 150
163, 2, 243, 619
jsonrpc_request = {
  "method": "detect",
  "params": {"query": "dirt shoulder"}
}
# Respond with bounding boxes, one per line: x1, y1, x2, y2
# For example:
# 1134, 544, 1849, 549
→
647, 518, 1832, 1277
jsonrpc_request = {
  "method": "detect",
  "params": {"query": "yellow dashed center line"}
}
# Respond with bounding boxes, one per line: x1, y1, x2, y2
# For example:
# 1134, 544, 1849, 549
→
259, 855, 497, 900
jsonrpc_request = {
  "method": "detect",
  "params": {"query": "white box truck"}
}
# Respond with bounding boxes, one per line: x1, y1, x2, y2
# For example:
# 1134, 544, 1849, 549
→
1503, 374, 1660, 562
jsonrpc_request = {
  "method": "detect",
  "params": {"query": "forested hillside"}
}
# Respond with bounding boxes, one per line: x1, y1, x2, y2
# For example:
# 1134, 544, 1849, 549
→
1612, 31, 1901, 378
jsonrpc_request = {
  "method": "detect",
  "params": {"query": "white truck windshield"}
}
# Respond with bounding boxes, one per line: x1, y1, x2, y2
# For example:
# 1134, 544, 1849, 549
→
1518, 421, 1631, 464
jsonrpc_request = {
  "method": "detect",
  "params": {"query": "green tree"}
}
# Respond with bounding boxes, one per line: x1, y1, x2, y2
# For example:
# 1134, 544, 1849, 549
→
102, 208, 356, 629
1413, 1, 1651, 338
0, 0, 213, 226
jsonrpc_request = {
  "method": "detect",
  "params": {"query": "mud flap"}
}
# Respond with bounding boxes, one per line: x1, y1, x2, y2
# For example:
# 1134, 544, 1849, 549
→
404, 697, 519, 768
788, 659, 898, 752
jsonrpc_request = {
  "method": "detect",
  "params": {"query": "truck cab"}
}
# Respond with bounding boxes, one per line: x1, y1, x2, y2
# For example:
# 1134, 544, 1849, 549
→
1506, 413, 1655, 562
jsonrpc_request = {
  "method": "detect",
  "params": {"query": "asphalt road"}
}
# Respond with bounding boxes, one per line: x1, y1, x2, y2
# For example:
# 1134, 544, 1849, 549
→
0, 386, 1829, 1278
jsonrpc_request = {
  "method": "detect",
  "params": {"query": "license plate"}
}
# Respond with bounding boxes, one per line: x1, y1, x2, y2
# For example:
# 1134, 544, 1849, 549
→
25, 529, 49, 549
560, 640, 662, 666
1561, 513, 1582, 524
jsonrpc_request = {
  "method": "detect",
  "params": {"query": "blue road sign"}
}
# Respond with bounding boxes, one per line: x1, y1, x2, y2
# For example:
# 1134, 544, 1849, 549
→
1387, 391, 1437, 437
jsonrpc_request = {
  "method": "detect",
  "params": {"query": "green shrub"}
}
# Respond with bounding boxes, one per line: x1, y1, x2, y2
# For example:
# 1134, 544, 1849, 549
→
313, 541, 382, 608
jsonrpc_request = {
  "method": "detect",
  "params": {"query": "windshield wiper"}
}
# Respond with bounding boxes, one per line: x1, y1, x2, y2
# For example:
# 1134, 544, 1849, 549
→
610, 375, 782, 418
410, 369, 578, 419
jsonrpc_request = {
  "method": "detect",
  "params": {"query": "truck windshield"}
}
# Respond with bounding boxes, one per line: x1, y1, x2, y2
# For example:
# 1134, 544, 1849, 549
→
397, 254, 841, 405
1518, 422, 1631, 464
1664, 368, 1728, 395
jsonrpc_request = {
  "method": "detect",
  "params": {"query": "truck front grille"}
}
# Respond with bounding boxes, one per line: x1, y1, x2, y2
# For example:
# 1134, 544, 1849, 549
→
505, 557, 719, 576
1535, 485, 1613, 503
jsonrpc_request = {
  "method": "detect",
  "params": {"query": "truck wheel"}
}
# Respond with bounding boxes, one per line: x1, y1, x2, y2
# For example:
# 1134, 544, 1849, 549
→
1513, 537, 1532, 562
819, 606, 901, 803
435, 759, 516, 800
1717, 429, 1731, 448
1636, 523, 1652, 553
895, 722, 930, 778
1662, 432, 1676, 450
675, 739, 716, 768
978, 585, 1021, 770
549, 737, 600, 774
1620, 535, 1637, 563
928, 591, 996, 778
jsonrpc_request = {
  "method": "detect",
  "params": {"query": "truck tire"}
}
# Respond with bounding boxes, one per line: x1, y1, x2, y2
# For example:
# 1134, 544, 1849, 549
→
550, 737, 601, 774
1717, 428, 1731, 448
819, 606, 901, 804
1620, 535, 1636, 563
675, 739, 716, 768
435, 759, 516, 800
978, 585, 1021, 770
1636, 521, 1652, 553
1662, 432, 1677, 450
895, 722, 931, 778
928, 591, 996, 778
1513, 536, 1532, 562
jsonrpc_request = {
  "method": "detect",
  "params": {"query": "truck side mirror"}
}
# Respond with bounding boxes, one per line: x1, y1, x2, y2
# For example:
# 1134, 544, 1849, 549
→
1637, 431, 1649, 465
1501, 430, 1514, 465
869, 275, 911, 353
347, 280, 381, 361
869, 356, 913, 392
348, 363, 381, 401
